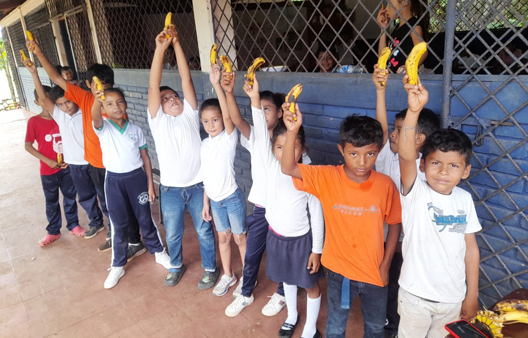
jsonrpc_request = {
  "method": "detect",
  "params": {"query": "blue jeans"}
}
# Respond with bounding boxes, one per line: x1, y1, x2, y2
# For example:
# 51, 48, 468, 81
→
209, 188, 246, 234
160, 183, 216, 273
325, 268, 388, 338
41, 169, 79, 235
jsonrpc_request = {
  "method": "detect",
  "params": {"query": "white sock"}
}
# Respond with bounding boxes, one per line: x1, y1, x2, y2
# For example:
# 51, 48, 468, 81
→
283, 283, 298, 325
301, 293, 321, 338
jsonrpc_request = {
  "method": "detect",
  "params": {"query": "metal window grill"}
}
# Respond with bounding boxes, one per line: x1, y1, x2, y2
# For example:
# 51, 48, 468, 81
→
91, 0, 200, 70
8, 21, 28, 68
65, 9, 97, 78
45, 0, 85, 19
25, 5, 60, 68
1, 27, 25, 106
212, 0, 445, 73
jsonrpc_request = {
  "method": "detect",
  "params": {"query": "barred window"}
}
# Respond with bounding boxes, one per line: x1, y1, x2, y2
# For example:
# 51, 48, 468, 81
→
25, 5, 60, 67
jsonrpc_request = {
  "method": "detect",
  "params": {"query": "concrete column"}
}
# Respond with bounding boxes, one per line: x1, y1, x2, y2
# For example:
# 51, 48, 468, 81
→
85, 0, 103, 63
192, 0, 216, 72
213, 0, 237, 70
50, 20, 68, 66
19, 7, 35, 63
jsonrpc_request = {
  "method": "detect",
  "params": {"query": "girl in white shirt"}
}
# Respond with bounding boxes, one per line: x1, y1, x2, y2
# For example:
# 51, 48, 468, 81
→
201, 64, 247, 297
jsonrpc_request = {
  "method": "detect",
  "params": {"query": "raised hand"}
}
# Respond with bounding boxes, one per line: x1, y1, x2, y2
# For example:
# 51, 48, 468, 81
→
403, 75, 429, 113
242, 73, 260, 100
372, 64, 389, 91
155, 30, 173, 50
377, 6, 389, 29
282, 103, 303, 133
209, 63, 221, 86
221, 70, 235, 93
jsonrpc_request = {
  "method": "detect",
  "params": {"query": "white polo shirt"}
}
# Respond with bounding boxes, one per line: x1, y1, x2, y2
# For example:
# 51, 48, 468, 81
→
93, 120, 146, 174
148, 100, 202, 187
201, 129, 238, 202
51, 106, 87, 165
375, 141, 425, 191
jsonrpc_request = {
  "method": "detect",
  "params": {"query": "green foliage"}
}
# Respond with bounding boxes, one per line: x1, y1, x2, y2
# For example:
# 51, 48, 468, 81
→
0, 38, 8, 71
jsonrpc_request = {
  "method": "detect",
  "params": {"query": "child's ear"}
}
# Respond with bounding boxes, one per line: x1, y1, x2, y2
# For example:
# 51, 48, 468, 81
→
419, 158, 425, 173
277, 110, 283, 119
462, 164, 471, 179
34, 99, 40, 107
85, 79, 91, 88
415, 133, 426, 148
337, 144, 345, 157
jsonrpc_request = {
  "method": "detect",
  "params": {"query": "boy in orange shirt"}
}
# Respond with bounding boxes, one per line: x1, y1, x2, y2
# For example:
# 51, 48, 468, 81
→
281, 106, 402, 338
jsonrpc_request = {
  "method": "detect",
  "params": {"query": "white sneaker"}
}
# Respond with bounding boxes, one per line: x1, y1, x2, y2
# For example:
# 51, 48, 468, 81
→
155, 248, 171, 270
261, 292, 286, 316
232, 277, 258, 298
104, 267, 125, 289
213, 273, 237, 297
225, 294, 254, 317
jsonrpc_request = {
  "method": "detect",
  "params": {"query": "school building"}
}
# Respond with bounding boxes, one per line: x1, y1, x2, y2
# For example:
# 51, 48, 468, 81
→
0, 0, 527, 309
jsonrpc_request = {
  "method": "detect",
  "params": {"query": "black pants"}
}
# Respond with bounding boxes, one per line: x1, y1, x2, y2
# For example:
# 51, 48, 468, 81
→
385, 251, 403, 335
41, 169, 78, 235
88, 164, 141, 243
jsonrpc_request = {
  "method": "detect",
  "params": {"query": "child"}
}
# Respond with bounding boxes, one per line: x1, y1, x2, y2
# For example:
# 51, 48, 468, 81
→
24, 83, 82, 247
281, 109, 402, 338
200, 64, 247, 297
147, 28, 218, 289
60, 66, 81, 86
23, 58, 104, 240
372, 66, 439, 337
397, 76, 480, 338
243, 75, 324, 338
91, 87, 171, 289
29, 39, 143, 255
377, 0, 429, 73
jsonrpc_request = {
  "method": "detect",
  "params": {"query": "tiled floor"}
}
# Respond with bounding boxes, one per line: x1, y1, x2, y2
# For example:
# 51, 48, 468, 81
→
0, 110, 365, 338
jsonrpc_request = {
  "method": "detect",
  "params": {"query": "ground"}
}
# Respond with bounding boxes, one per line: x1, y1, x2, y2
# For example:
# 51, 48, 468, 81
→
0, 109, 364, 337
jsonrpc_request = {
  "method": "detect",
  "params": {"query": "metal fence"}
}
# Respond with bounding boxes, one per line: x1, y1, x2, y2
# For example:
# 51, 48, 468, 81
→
1, 27, 25, 107
24, 4, 60, 68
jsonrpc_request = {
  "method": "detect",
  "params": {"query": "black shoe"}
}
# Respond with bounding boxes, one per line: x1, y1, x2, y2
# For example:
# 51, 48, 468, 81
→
385, 334, 398, 338
198, 268, 220, 290
305, 330, 322, 338
164, 265, 187, 287
98, 238, 112, 252
126, 242, 146, 262
278, 317, 299, 338
84, 224, 104, 239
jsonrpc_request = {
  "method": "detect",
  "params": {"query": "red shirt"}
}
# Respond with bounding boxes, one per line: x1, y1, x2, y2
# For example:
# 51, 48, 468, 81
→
25, 115, 62, 176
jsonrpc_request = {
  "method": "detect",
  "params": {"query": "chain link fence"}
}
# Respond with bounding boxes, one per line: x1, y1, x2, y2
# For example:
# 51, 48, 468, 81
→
25, 4, 60, 68
1, 27, 25, 106
7, 21, 27, 68
65, 9, 97, 77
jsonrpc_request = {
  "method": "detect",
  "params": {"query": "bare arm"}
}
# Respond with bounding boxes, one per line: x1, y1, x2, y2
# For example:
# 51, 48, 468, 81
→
91, 91, 104, 130
373, 66, 390, 145
28, 39, 67, 90
380, 223, 402, 286
210, 64, 234, 134
461, 233, 480, 319
148, 31, 174, 118
222, 72, 251, 139
25, 142, 59, 169
21, 57, 55, 114
140, 148, 156, 203
280, 103, 303, 179
202, 191, 212, 222
172, 28, 197, 110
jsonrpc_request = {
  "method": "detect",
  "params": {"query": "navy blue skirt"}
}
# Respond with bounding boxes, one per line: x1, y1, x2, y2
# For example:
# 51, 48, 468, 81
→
266, 228, 323, 289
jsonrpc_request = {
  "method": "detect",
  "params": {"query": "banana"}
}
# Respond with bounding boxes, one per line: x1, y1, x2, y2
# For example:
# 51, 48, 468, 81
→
92, 76, 105, 101
210, 43, 217, 66
20, 50, 32, 67
286, 83, 303, 121
164, 12, 172, 38
377, 47, 391, 86
405, 42, 427, 85
472, 310, 504, 338
500, 310, 528, 325
26, 30, 34, 51
246, 57, 265, 86
219, 55, 232, 73
494, 300, 528, 313
57, 153, 63, 165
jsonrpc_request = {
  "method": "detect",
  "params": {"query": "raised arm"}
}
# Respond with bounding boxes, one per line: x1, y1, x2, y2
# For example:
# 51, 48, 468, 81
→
171, 26, 197, 110
91, 90, 104, 129
221, 71, 251, 139
281, 103, 303, 180
22, 56, 55, 114
28, 39, 67, 90
148, 30, 174, 118
399, 75, 429, 195
373, 65, 390, 145
461, 233, 480, 319
210, 64, 234, 134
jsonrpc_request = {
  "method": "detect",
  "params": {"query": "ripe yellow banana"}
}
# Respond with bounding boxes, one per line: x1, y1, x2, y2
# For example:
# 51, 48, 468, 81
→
500, 310, 528, 325
220, 55, 232, 73
494, 299, 528, 313
26, 30, 34, 51
165, 12, 172, 38
20, 50, 32, 67
472, 310, 503, 338
405, 42, 427, 85
210, 44, 217, 66
92, 76, 105, 101
286, 83, 303, 121
246, 57, 265, 86
57, 153, 63, 165
377, 47, 391, 86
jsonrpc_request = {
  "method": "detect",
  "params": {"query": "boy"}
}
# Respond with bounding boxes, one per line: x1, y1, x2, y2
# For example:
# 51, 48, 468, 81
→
281, 108, 402, 338
24, 83, 82, 246
29, 39, 143, 257
147, 27, 218, 289
61, 66, 81, 86
372, 66, 440, 337
397, 77, 480, 338
23, 58, 104, 239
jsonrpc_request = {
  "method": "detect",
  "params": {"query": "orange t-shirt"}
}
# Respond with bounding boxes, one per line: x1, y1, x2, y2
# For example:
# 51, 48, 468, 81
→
293, 164, 402, 287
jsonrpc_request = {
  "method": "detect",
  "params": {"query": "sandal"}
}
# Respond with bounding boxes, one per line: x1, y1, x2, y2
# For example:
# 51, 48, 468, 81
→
38, 233, 61, 247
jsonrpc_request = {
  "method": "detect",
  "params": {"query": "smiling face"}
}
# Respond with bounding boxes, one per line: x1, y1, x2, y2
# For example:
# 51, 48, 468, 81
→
55, 97, 79, 116
338, 142, 379, 183
160, 89, 183, 117
273, 133, 304, 164
317, 51, 336, 73
101, 91, 127, 122
421, 150, 471, 195
201, 107, 224, 138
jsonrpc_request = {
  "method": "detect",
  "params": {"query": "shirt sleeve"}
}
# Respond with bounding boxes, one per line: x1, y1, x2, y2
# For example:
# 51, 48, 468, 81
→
292, 164, 323, 199
252, 106, 273, 167
240, 126, 254, 152
224, 127, 239, 148
183, 99, 200, 128
51, 105, 65, 126
308, 194, 325, 254
464, 193, 482, 234
147, 105, 165, 132
65, 82, 93, 111
25, 118, 36, 143
93, 120, 105, 135
137, 127, 148, 149
384, 177, 402, 225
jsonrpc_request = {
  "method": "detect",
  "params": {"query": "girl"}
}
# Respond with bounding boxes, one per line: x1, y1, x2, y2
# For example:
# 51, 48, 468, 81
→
201, 64, 247, 297
92, 88, 171, 289
377, 0, 429, 73
244, 74, 324, 338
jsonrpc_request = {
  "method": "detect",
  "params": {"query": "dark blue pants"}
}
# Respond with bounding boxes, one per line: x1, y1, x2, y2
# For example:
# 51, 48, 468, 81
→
105, 168, 164, 267
89, 164, 141, 243
69, 164, 103, 228
385, 252, 403, 335
325, 268, 388, 338
241, 206, 284, 297
40, 169, 79, 235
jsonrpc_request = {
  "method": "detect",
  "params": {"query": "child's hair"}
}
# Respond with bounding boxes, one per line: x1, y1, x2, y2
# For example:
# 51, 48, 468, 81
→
34, 86, 51, 102
49, 86, 65, 103
159, 86, 179, 97
260, 91, 283, 111
87, 64, 114, 85
316, 45, 339, 59
339, 115, 383, 149
103, 87, 126, 101
421, 129, 473, 165
272, 119, 306, 149
199, 98, 221, 117
55, 65, 63, 74
395, 108, 440, 138
399, 0, 430, 40
61, 66, 72, 73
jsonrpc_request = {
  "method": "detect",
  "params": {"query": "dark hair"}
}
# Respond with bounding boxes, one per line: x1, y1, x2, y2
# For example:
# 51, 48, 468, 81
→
339, 114, 383, 149
395, 108, 440, 138
103, 87, 126, 101
159, 86, 179, 97
199, 98, 221, 117
61, 66, 72, 73
400, 0, 430, 41
49, 86, 66, 103
34, 85, 51, 102
421, 129, 473, 165
272, 118, 306, 149
55, 65, 63, 74
87, 63, 114, 85
316, 45, 338, 59
260, 91, 283, 112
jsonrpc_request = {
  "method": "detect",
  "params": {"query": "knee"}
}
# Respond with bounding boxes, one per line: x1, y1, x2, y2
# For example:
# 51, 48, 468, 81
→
218, 230, 231, 245
234, 233, 246, 246
307, 283, 320, 298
